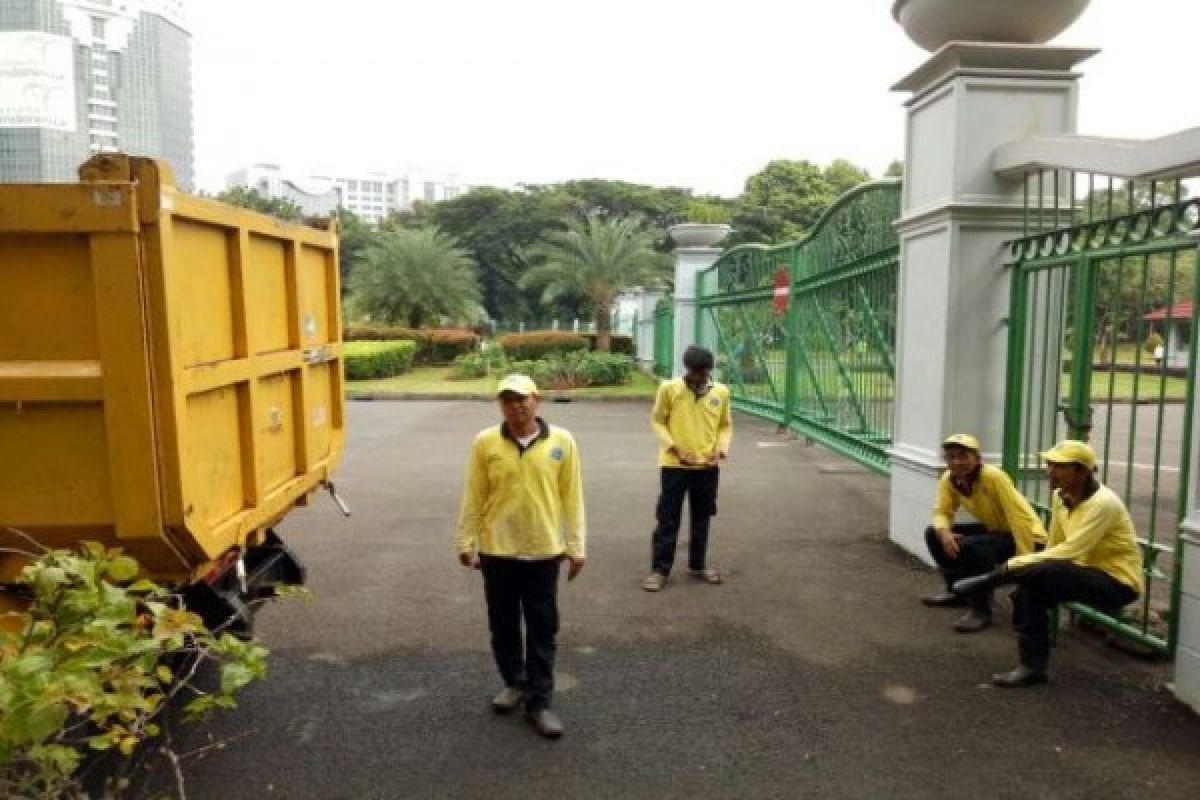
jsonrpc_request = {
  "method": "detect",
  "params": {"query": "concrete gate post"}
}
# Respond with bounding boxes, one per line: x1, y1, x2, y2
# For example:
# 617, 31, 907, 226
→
1175, 236, 1200, 710
668, 224, 730, 378
887, 44, 1097, 560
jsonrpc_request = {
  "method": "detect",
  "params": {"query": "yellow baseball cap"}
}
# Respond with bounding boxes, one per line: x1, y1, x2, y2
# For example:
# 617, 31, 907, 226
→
496, 374, 539, 397
1040, 440, 1096, 470
941, 433, 981, 453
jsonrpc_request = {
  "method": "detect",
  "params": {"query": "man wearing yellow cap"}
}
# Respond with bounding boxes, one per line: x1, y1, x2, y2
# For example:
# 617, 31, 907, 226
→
953, 440, 1143, 687
457, 374, 586, 737
921, 433, 1047, 633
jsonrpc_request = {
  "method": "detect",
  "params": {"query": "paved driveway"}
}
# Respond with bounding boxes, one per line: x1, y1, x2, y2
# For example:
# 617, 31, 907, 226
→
151, 401, 1200, 800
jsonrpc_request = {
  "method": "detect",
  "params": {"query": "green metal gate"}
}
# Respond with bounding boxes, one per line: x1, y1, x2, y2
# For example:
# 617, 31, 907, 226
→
653, 297, 674, 378
1002, 169, 1200, 655
695, 181, 902, 473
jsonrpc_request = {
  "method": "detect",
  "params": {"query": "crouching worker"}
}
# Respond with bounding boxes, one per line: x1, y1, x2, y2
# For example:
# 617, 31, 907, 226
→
921, 434, 1047, 633
457, 374, 587, 737
953, 440, 1143, 687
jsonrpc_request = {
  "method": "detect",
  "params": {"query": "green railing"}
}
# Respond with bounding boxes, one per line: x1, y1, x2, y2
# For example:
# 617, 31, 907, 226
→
653, 298, 674, 378
695, 180, 902, 473
1002, 169, 1200, 655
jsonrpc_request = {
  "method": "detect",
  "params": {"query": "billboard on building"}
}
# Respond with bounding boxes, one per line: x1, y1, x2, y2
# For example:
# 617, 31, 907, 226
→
0, 32, 76, 131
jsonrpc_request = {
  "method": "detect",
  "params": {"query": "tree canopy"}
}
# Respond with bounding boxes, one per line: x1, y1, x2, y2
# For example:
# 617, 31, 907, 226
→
520, 213, 670, 350
348, 228, 482, 328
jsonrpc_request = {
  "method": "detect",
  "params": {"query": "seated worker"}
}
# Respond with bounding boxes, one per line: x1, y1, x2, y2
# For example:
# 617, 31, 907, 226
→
954, 440, 1143, 687
921, 434, 1046, 633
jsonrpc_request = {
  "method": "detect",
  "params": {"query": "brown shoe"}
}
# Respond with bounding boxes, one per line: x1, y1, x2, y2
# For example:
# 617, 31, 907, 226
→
641, 573, 667, 592
689, 568, 724, 585
526, 709, 564, 738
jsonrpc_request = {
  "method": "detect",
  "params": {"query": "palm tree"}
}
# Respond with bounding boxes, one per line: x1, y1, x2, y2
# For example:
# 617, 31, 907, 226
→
349, 227, 482, 328
520, 213, 669, 351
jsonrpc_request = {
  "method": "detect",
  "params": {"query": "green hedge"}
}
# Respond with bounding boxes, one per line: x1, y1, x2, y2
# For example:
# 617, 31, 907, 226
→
499, 331, 589, 361
580, 332, 635, 356
344, 326, 479, 364
507, 352, 634, 389
345, 340, 417, 380
450, 346, 508, 379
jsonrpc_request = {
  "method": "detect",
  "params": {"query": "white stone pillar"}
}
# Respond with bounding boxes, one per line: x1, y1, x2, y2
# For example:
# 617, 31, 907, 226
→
671, 247, 722, 377
1175, 231, 1200, 712
888, 44, 1097, 560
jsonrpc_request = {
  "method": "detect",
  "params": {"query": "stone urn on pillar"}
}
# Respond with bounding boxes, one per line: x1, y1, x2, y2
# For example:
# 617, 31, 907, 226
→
892, 0, 1091, 51
667, 223, 731, 249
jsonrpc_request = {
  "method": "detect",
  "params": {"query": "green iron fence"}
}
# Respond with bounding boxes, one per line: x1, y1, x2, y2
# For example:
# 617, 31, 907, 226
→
695, 180, 902, 473
653, 298, 674, 378
1002, 169, 1200, 655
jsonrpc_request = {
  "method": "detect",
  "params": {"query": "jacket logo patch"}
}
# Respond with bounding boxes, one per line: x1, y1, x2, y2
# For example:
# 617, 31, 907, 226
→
709, 397, 720, 407
550, 447, 564, 461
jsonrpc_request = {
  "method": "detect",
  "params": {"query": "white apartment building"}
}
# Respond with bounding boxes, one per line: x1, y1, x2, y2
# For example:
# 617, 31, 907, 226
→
225, 163, 468, 224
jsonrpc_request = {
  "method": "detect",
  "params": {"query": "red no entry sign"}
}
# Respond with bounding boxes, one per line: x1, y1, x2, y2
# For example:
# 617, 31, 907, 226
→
773, 266, 790, 315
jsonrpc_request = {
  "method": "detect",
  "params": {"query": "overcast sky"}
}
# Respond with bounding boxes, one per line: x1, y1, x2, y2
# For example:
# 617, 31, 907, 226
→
189, 0, 1199, 196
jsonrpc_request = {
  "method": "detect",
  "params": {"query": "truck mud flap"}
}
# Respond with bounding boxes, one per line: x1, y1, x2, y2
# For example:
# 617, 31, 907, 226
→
181, 530, 306, 637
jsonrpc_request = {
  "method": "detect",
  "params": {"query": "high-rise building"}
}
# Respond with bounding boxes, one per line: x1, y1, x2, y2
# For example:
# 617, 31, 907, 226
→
0, 0, 194, 189
225, 163, 469, 224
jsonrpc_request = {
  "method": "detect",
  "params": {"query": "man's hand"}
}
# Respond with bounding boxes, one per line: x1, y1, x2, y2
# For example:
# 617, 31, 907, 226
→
566, 556, 585, 581
676, 449, 700, 466
704, 451, 726, 466
459, 552, 480, 569
939, 529, 963, 558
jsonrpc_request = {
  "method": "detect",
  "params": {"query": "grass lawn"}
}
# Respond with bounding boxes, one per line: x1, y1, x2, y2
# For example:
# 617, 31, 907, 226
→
1086, 370, 1189, 401
347, 365, 658, 397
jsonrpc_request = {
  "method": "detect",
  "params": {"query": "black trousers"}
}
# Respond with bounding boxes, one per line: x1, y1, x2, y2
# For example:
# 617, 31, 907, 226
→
652, 467, 719, 576
1011, 560, 1138, 671
480, 555, 561, 712
924, 523, 1016, 612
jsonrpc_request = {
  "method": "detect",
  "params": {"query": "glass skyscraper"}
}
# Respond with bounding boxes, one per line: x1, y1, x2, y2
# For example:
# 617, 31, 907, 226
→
0, 0, 193, 189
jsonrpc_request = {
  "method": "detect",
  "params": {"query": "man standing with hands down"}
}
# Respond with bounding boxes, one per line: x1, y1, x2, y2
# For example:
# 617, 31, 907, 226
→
954, 440, 1143, 687
642, 346, 733, 592
457, 374, 586, 738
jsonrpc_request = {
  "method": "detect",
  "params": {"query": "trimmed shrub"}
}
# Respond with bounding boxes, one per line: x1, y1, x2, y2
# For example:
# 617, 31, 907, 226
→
343, 327, 478, 365
580, 332, 635, 356
576, 352, 634, 385
424, 328, 481, 365
343, 325, 417, 341
499, 331, 589, 360
507, 352, 634, 389
344, 340, 417, 380
451, 346, 507, 379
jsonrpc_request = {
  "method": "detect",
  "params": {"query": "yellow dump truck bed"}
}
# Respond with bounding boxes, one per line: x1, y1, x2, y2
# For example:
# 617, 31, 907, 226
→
0, 155, 345, 582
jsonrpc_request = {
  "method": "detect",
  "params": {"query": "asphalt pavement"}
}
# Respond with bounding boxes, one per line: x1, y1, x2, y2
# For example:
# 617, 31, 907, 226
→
147, 400, 1200, 800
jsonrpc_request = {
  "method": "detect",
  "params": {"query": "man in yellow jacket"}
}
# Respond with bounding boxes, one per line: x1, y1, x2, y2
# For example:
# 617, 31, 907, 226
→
642, 346, 733, 592
457, 374, 586, 738
922, 434, 1047, 633
954, 440, 1143, 687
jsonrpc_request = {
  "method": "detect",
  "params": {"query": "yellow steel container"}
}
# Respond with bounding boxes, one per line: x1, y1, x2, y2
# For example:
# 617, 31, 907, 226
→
0, 155, 345, 582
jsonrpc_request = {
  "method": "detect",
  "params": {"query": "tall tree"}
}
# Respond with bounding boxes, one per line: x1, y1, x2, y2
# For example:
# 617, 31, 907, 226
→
428, 186, 572, 325
349, 228, 482, 328
729, 158, 874, 246
215, 186, 304, 221
520, 214, 669, 351
823, 159, 873, 198
335, 208, 372, 298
